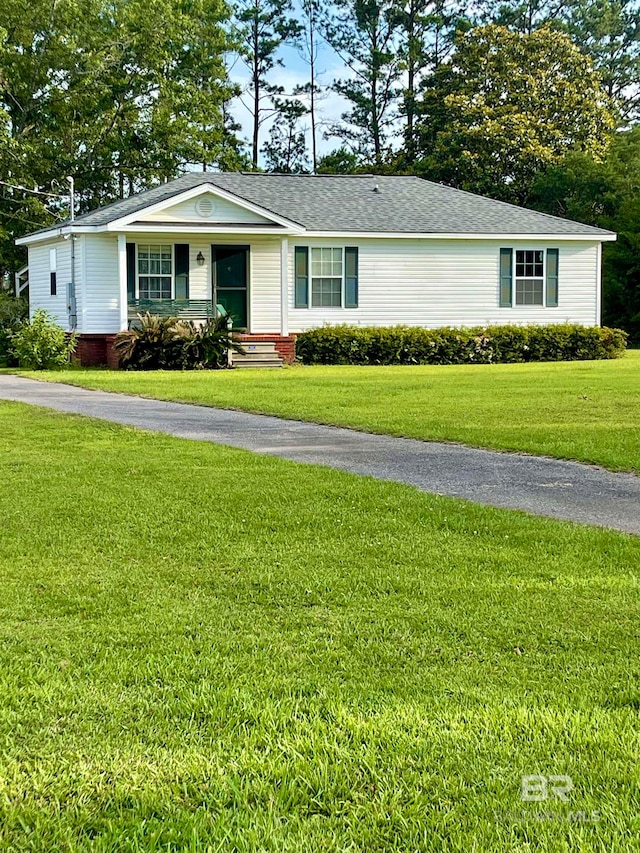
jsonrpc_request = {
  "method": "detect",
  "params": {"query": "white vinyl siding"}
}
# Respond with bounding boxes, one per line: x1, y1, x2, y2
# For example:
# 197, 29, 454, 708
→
27, 238, 71, 328
288, 238, 600, 332
28, 232, 600, 337
80, 234, 120, 333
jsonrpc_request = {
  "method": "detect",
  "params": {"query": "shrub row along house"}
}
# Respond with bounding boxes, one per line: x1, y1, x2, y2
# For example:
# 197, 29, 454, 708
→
16, 173, 616, 366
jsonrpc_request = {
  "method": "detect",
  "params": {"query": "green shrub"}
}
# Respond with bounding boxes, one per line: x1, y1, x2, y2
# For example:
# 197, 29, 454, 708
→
0, 293, 28, 366
296, 324, 628, 366
114, 313, 245, 370
11, 309, 77, 369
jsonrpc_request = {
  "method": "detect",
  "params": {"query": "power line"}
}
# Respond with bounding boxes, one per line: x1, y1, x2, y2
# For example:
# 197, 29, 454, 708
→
0, 209, 58, 230
0, 193, 65, 218
0, 179, 68, 199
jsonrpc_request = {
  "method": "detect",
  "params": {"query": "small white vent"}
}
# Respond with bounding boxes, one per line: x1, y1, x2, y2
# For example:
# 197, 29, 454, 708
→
195, 196, 216, 218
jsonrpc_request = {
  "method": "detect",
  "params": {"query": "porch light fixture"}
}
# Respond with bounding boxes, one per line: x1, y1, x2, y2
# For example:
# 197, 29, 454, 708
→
196, 251, 205, 266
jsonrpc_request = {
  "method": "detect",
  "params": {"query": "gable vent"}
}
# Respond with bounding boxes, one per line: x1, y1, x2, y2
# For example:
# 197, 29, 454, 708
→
195, 196, 216, 218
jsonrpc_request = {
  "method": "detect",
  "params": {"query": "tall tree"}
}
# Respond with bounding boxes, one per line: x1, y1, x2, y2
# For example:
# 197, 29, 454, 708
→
414, 25, 616, 203
394, 0, 469, 161
262, 97, 309, 172
480, 0, 568, 33
297, 0, 322, 171
323, 0, 402, 164
234, 0, 301, 168
0, 0, 239, 275
565, 0, 640, 120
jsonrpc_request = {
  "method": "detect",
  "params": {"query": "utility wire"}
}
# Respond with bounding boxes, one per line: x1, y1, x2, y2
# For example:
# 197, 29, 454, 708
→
0, 178, 68, 199
0, 193, 66, 220
0, 209, 59, 230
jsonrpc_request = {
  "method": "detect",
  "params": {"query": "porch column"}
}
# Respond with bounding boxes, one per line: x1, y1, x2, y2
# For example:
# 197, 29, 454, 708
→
117, 234, 128, 331
280, 236, 289, 336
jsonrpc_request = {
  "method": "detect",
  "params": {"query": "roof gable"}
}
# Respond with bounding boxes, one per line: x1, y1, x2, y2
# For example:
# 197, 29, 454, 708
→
107, 182, 301, 231
140, 191, 273, 225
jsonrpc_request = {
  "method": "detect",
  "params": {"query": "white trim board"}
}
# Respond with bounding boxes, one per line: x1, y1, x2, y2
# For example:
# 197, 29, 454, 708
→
17, 226, 617, 247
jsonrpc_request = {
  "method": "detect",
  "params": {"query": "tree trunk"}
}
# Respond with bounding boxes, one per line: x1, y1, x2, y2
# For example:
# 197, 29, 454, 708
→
252, 19, 260, 169
309, 4, 317, 172
404, 4, 416, 160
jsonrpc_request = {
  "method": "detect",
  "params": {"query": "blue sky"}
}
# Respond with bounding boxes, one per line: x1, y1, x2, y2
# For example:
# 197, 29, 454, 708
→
227, 18, 351, 164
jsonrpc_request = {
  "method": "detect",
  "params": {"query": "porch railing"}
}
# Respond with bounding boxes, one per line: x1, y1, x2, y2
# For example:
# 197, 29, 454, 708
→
127, 299, 217, 323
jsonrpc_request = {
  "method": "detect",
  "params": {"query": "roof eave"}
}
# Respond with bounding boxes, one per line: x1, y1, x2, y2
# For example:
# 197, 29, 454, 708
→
113, 222, 299, 235
300, 230, 617, 241
15, 224, 108, 246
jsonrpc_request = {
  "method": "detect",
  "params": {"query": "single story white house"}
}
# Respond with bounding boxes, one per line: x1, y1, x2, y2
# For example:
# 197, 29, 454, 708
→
16, 172, 616, 365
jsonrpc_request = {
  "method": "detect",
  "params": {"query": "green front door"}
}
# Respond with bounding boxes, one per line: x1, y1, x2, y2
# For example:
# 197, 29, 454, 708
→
213, 246, 248, 328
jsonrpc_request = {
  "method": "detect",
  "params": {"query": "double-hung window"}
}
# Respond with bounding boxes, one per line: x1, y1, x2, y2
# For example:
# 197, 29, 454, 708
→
499, 247, 559, 308
311, 247, 343, 307
295, 245, 359, 309
137, 245, 172, 299
515, 249, 544, 305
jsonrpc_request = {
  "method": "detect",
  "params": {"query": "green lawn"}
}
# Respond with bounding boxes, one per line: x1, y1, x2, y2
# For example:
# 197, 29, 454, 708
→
24, 349, 640, 472
0, 401, 639, 850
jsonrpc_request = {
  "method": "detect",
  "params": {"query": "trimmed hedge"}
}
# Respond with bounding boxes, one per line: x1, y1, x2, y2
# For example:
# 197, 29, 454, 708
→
296, 324, 628, 366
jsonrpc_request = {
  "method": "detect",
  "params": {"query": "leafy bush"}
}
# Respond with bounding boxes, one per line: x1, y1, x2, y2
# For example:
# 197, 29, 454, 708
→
296, 324, 628, 366
0, 293, 28, 366
114, 312, 245, 370
11, 309, 77, 369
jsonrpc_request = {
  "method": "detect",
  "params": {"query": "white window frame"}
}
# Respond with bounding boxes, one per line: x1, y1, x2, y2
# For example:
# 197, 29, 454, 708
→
514, 248, 545, 307
310, 245, 344, 308
136, 243, 174, 300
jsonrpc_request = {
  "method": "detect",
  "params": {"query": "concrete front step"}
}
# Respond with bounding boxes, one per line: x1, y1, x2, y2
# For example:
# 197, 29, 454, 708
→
234, 359, 282, 369
233, 339, 283, 369
237, 340, 281, 354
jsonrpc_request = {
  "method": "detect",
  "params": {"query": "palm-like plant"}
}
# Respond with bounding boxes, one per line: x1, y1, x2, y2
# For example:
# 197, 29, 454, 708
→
181, 317, 246, 368
114, 313, 245, 370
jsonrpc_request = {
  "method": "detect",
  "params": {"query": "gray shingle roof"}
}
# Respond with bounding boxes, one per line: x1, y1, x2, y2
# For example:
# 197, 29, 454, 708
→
31, 172, 615, 237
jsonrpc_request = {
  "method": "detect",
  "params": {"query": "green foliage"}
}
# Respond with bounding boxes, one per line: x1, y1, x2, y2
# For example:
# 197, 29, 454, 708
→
528, 127, 640, 339
0, 292, 28, 365
114, 312, 245, 370
412, 25, 616, 203
316, 147, 362, 173
0, 0, 240, 278
323, 0, 402, 163
10, 309, 76, 369
565, 0, 640, 121
262, 97, 310, 173
394, 0, 469, 159
296, 323, 627, 365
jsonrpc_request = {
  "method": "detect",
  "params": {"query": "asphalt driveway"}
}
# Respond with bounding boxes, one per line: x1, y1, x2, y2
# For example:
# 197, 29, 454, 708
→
2, 373, 639, 535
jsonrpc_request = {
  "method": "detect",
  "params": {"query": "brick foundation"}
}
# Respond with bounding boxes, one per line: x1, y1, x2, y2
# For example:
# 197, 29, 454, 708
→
237, 334, 296, 364
73, 332, 296, 367
74, 334, 119, 368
